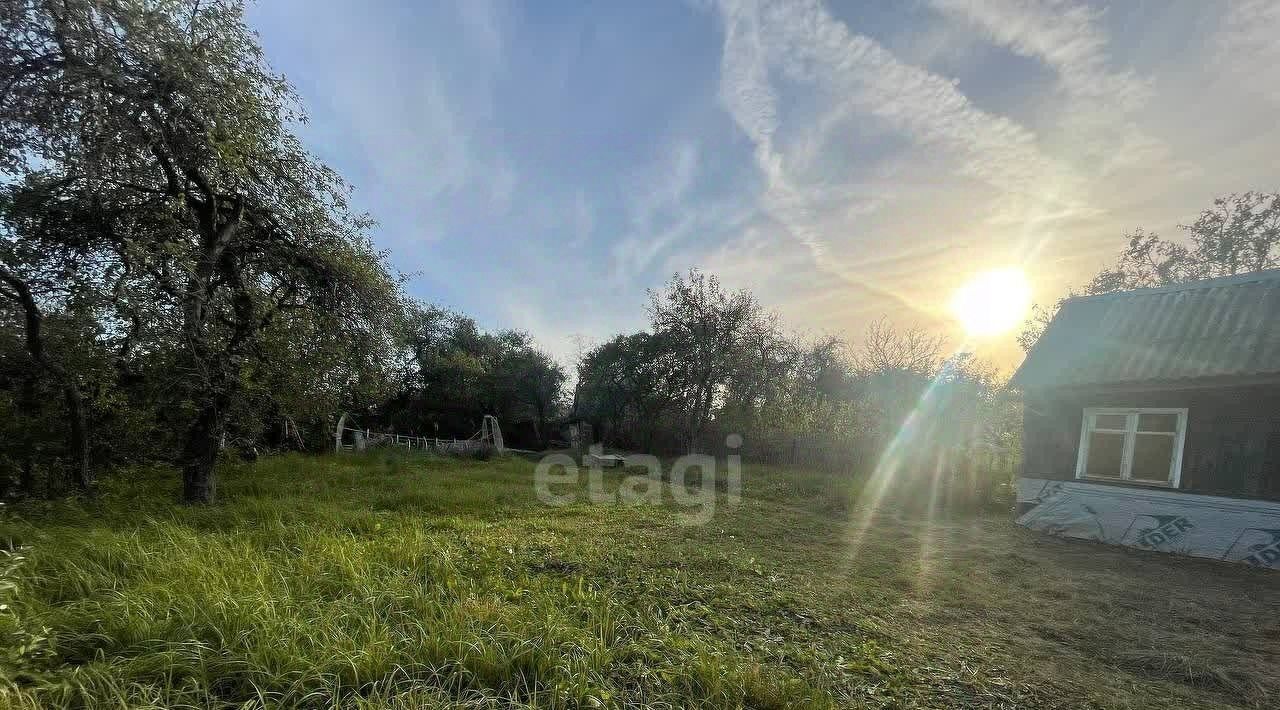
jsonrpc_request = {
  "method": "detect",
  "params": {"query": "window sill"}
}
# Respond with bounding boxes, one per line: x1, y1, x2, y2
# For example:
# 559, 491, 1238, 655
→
1077, 476, 1177, 490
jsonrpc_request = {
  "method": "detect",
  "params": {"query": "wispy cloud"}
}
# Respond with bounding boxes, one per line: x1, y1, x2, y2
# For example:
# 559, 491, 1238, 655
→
930, 0, 1151, 111
251, 1, 1280, 370
251, 0, 517, 248
714, 0, 1085, 320
927, 0, 1181, 181
1215, 0, 1280, 104
720, 0, 1073, 189
610, 141, 717, 278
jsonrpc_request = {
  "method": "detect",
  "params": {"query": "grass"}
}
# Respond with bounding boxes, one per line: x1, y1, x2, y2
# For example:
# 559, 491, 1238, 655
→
0, 452, 1275, 709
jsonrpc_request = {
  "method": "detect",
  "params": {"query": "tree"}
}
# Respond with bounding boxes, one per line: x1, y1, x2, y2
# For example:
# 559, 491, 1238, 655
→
855, 317, 944, 376
853, 319, 945, 443
647, 269, 768, 451
1, 0, 402, 502
574, 332, 678, 449
510, 348, 565, 448
1020, 191, 1280, 352
1016, 303, 1058, 354
379, 303, 565, 447
717, 312, 794, 428
1088, 192, 1280, 294
0, 263, 90, 493
0, 181, 116, 494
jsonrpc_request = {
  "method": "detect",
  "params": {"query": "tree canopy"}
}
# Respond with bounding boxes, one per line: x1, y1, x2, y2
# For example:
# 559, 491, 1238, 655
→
1, 0, 402, 501
1020, 191, 1280, 353
572, 269, 1013, 493
1089, 192, 1280, 293
377, 302, 566, 448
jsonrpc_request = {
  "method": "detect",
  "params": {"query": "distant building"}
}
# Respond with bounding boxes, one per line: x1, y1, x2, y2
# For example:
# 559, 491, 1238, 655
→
1011, 270, 1280, 568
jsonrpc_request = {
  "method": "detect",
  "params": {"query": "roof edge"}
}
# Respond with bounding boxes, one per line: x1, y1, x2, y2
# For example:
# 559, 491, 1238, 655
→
1015, 371, 1280, 393
1063, 268, 1280, 304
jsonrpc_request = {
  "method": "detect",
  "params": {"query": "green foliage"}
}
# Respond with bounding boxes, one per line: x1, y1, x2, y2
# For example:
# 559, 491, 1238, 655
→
378, 303, 566, 448
575, 274, 1019, 509
1088, 192, 1280, 294
1020, 191, 1280, 352
577, 269, 871, 452
1, 0, 405, 498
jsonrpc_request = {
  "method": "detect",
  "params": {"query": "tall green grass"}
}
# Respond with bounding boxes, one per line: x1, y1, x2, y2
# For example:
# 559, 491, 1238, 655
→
0, 454, 837, 709
0, 452, 1273, 709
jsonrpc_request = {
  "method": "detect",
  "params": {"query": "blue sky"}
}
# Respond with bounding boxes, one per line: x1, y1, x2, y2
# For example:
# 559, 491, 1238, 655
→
248, 0, 1280, 369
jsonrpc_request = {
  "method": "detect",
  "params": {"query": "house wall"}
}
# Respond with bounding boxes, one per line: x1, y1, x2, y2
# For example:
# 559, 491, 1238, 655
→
1022, 384, 1280, 500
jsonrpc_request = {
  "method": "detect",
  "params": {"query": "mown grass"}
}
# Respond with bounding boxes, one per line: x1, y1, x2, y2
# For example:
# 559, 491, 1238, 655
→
0, 452, 1275, 709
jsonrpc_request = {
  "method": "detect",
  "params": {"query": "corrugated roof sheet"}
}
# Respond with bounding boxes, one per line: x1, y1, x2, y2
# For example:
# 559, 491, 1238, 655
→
1012, 269, 1280, 389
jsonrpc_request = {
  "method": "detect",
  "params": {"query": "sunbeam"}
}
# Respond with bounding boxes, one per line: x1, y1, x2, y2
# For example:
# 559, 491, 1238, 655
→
844, 354, 965, 556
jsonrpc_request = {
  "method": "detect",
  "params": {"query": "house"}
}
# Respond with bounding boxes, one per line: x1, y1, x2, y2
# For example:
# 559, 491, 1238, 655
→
1010, 269, 1280, 568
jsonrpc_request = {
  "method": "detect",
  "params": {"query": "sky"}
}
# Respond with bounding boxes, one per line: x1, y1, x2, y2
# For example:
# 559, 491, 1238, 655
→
248, 0, 1280, 372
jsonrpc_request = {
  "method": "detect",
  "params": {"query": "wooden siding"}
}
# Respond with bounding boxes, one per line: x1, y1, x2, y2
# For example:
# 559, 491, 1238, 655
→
1022, 384, 1280, 500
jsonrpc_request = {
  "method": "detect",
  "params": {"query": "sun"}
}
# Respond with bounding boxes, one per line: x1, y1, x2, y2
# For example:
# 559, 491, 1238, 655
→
950, 267, 1031, 338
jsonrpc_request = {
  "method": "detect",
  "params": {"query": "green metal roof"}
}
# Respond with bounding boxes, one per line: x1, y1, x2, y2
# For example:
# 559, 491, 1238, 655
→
1012, 269, 1280, 389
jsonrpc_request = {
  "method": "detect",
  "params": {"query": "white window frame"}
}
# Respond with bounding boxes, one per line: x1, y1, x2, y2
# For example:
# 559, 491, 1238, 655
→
1075, 407, 1187, 487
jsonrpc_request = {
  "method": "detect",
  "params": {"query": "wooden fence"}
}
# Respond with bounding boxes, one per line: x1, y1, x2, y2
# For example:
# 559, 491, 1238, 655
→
341, 429, 491, 455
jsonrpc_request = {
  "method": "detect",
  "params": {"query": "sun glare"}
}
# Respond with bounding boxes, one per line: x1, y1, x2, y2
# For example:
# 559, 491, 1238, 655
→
950, 268, 1031, 338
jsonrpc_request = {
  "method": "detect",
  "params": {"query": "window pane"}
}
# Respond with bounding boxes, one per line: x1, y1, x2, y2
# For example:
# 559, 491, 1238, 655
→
1131, 434, 1176, 483
1093, 414, 1128, 430
1085, 432, 1126, 477
1138, 413, 1179, 433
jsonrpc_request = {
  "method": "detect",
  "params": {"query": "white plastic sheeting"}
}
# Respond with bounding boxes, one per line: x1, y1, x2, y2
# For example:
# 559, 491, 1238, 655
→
1016, 477, 1280, 569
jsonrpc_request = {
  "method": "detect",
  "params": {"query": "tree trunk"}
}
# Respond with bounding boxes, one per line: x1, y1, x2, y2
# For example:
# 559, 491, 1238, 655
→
175, 197, 244, 505
62, 384, 91, 492
17, 376, 37, 496
0, 266, 92, 493
687, 384, 712, 454
181, 402, 222, 504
